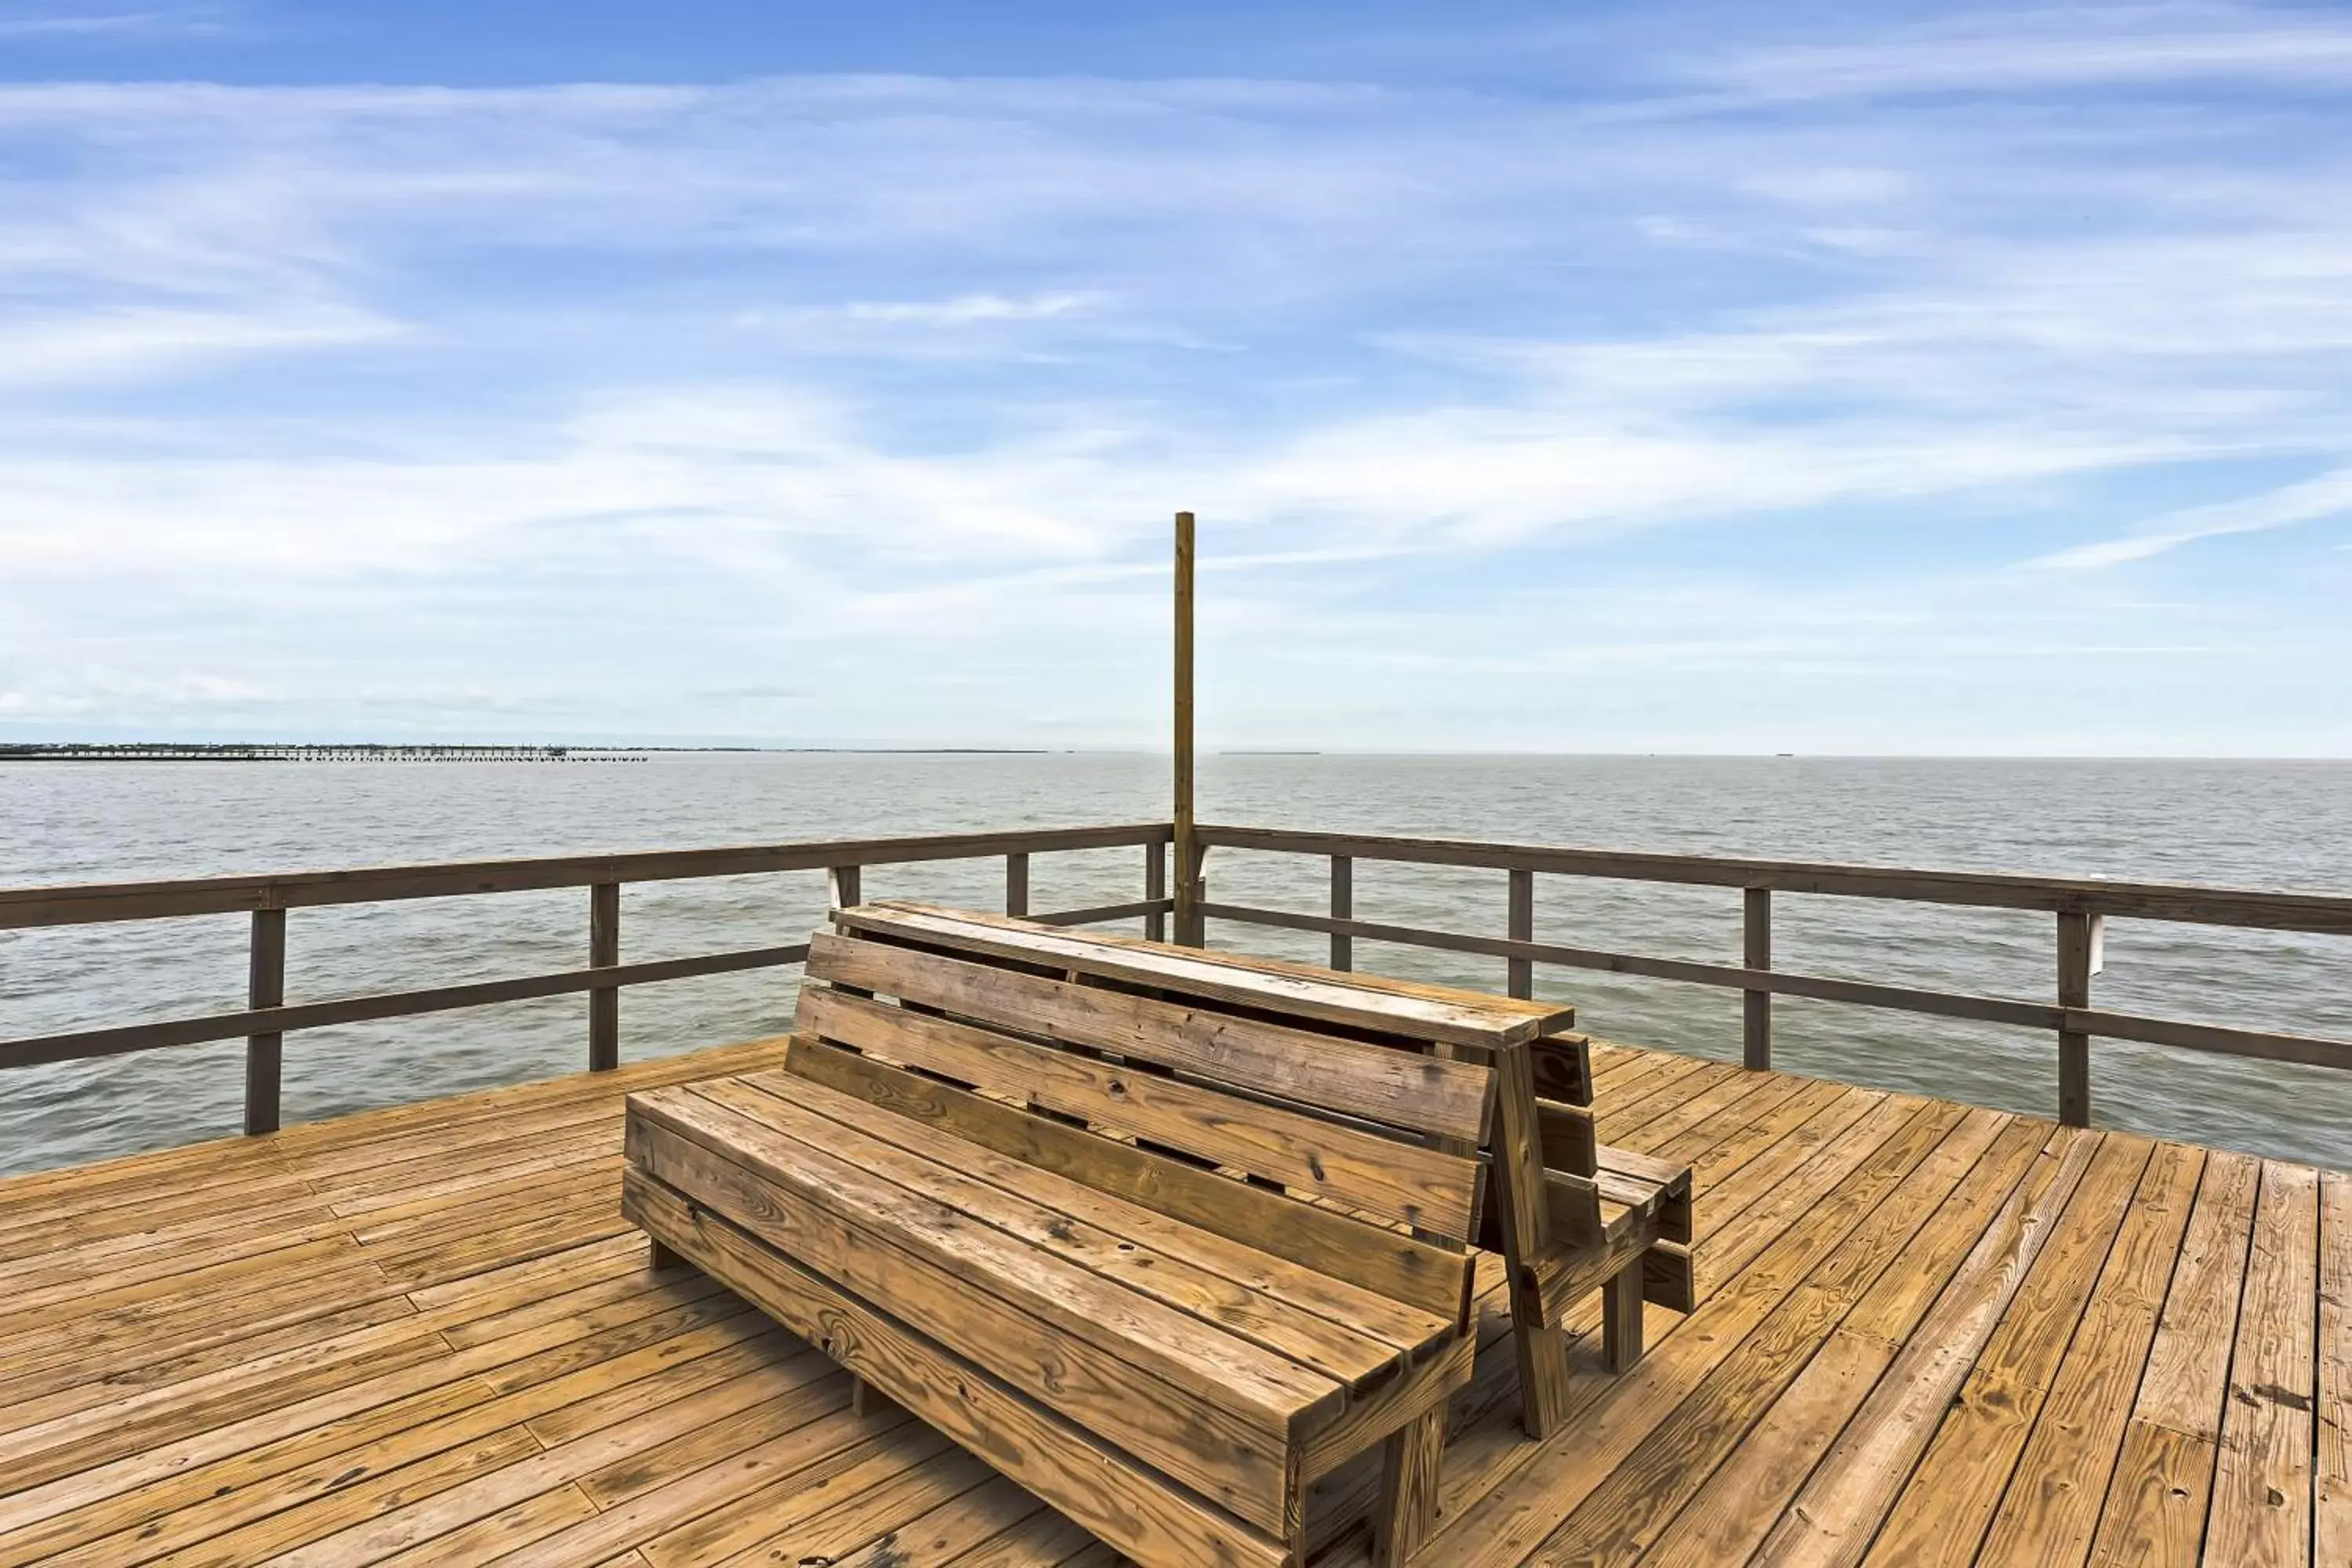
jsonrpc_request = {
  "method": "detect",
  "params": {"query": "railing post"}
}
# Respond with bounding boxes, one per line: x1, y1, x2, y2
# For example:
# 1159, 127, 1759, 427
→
1004, 851, 1029, 918
2056, 910, 2098, 1127
1175, 840, 1207, 947
1144, 840, 1167, 942
1172, 510, 1201, 948
829, 864, 862, 911
1330, 854, 1353, 971
589, 882, 619, 1072
1744, 887, 1772, 1071
244, 908, 285, 1134
1507, 868, 1534, 1000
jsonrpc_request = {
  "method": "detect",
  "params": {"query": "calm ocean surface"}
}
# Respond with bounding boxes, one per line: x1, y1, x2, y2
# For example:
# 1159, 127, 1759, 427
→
3, 753, 2349, 1178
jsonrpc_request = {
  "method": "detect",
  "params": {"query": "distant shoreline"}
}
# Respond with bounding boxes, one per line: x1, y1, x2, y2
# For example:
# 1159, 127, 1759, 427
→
0, 742, 1065, 762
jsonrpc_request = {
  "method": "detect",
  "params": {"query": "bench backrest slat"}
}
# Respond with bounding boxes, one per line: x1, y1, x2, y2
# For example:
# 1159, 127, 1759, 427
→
796, 982, 1484, 1242
859, 899, 1570, 1029
805, 931, 1494, 1145
784, 1035, 1475, 1320
833, 901, 1565, 1049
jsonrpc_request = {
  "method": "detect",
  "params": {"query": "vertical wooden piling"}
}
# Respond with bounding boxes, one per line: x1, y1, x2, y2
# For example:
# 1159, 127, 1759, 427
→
244, 908, 285, 1135
1172, 510, 1201, 947
1744, 887, 1773, 1071
589, 882, 619, 1072
829, 865, 862, 911
1004, 852, 1029, 918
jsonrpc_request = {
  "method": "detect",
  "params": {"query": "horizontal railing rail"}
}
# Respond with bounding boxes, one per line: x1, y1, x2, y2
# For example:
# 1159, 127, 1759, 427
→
1, 823, 1172, 1135
0, 822, 1171, 930
1189, 822, 2352, 1127
1192, 824, 2352, 933
5, 815, 2347, 1148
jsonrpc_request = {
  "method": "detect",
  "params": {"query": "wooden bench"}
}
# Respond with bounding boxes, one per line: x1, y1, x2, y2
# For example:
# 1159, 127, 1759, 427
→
1526, 1029, 1697, 1370
622, 914, 1501, 1566
825, 902, 1697, 1436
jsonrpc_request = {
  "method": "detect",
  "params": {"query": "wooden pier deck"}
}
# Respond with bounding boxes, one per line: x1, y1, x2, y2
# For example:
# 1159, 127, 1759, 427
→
2, 1037, 2340, 1567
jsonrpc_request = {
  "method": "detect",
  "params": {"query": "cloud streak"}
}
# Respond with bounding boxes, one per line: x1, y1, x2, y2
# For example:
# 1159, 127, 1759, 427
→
2029, 467, 2352, 571
0, 6, 225, 38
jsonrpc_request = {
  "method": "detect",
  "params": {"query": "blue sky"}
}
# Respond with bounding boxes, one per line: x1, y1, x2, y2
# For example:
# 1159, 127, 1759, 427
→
2, 2, 2350, 753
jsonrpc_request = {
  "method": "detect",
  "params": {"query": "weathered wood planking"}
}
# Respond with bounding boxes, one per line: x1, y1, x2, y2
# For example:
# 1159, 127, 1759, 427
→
793, 983, 1486, 1238
800, 931, 1495, 1144
0, 1033, 2336, 1568
834, 900, 1573, 1048
683, 921, 1508, 1565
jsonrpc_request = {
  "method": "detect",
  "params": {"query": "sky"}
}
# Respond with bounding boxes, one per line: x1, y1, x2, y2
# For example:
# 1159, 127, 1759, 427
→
2, 2, 2350, 754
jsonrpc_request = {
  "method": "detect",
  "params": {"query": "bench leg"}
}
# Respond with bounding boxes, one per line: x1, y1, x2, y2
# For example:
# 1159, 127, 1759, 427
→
1603, 1261, 1645, 1372
1372, 1409, 1446, 1567
648, 1237, 687, 1271
849, 1374, 898, 1420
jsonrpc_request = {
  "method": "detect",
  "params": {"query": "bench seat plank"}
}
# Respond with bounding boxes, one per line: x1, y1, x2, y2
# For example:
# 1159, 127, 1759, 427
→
627, 1094, 1309, 1534
631, 1085, 1340, 1422
734, 1062, 1454, 1358
798, 985, 1482, 1240
622, 1168, 1293, 1568
837, 901, 1570, 1047
699, 1072, 1436, 1388
805, 931, 1494, 1145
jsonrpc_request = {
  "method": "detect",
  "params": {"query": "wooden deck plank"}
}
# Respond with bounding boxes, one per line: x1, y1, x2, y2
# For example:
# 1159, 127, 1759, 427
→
0, 1034, 2329, 1568
1638, 1116, 2052, 1568
1973, 1140, 2205, 1568
1522, 1106, 2013, 1565
2084, 1148, 2261, 1568
1413, 1095, 1965, 1568
1744, 1125, 2103, 1568
633, 1425, 954, 1568
1859, 1132, 2157, 1566
2318, 1170, 2349, 1568
1601, 1065, 1795, 1163
2205, 1159, 2320, 1568
488, 1406, 903, 1567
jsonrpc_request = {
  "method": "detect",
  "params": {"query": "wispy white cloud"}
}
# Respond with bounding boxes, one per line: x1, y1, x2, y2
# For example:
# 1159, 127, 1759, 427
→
0, 306, 402, 386
2029, 467, 2352, 571
833, 292, 1109, 326
0, 6, 226, 38
1679, 4, 2352, 102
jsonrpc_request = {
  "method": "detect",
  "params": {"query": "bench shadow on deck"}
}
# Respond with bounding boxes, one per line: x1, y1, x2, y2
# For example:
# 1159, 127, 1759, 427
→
1, 1036, 2340, 1567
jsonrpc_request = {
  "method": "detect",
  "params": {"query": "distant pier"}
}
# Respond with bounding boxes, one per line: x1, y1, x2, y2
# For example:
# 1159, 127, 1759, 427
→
0, 742, 646, 762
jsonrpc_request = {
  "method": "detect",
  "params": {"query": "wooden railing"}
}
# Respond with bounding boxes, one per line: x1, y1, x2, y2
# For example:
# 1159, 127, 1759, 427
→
0, 822, 1174, 1134
5, 816, 2349, 1142
1189, 823, 2352, 1127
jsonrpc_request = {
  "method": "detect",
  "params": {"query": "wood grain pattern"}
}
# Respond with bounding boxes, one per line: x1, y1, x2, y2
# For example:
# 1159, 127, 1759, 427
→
795, 982, 1483, 1239
623, 1168, 1291, 1568
782, 1036, 1473, 1320
803, 931, 1493, 1143
731, 1068, 1453, 1361
835, 901, 1570, 1047
2205, 1160, 2318, 1568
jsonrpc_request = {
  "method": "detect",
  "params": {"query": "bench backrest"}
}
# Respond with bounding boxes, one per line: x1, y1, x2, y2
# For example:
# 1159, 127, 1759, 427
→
789, 910, 1499, 1321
